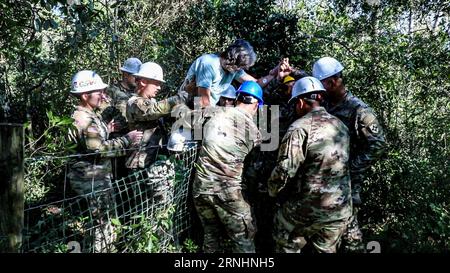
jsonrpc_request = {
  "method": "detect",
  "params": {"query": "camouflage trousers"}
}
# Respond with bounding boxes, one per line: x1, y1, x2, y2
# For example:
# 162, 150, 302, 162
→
340, 206, 365, 253
193, 189, 256, 253
243, 150, 279, 253
129, 160, 175, 211
273, 209, 348, 253
252, 192, 277, 253
70, 176, 117, 253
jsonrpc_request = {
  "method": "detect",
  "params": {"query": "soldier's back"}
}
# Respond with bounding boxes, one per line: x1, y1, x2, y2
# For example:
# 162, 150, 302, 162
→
325, 92, 368, 134
283, 107, 352, 224
195, 107, 261, 193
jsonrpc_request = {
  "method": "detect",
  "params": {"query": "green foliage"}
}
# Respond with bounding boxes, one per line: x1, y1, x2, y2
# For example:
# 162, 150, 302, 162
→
25, 111, 76, 157
24, 111, 76, 204
113, 205, 177, 253
23, 205, 89, 253
182, 238, 199, 253
24, 161, 51, 204
3, 0, 449, 252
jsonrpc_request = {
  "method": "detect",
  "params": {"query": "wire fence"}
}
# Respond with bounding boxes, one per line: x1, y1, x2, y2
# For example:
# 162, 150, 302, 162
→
21, 143, 198, 253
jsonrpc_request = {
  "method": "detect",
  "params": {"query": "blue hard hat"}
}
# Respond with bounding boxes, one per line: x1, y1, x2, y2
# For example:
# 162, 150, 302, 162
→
120, 57, 142, 74
236, 81, 264, 106
220, 85, 237, 99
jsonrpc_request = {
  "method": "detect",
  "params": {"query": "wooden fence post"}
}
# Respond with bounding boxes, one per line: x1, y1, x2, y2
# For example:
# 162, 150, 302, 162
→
0, 123, 24, 253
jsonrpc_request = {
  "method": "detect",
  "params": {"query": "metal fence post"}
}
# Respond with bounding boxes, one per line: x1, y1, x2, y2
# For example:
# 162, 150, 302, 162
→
0, 123, 24, 253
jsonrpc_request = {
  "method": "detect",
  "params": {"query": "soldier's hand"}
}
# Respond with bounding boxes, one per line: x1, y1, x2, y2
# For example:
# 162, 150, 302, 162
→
107, 119, 119, 133
280, 57, 290, 69
127, 130, 143, 145
178, 90, 190, 104
183, 79, 197, 95
278, 58, 293, 80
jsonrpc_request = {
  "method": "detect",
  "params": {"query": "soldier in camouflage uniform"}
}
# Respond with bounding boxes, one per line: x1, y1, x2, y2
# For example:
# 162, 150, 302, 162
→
126, 61, 187, 170
68, 70, 143, 253
245, 64, 308, 253
217, 85, 237, 107
313, 57, 386, 252
193, 81, 263, 253
126, 62, 188, 209
100, 57, 142, 134
268, 77, 352, 253
99, 57, 142, 180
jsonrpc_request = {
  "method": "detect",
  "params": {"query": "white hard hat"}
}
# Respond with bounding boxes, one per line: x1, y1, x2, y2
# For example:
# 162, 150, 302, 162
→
312, 57, 344, 81
120, 57, 142, 74
220, 85, 237, 99
71, 70, 108, 94
167, 129, 192, 152
289, 76, 326, 103
133, 61, 165, 83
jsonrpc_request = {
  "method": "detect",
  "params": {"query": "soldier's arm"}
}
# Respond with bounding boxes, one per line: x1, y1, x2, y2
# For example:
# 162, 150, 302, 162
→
197, 87, 212, 107
255, 58, 292, 88
267, 128, 306, 197
128, 96, 181, 122
98, 85, 123, 123
351, 107, 386, 181
253, 129, 263, 148
290, 68, 309, 79
77, 115, 130, 157
238, 68, 276, 89
195, 62, 216, 107
263, 77, 282, 99
100, 105, 122, 124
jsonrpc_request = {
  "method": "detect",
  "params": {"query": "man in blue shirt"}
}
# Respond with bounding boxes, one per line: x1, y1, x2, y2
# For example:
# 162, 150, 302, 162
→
180, 39, 286, 107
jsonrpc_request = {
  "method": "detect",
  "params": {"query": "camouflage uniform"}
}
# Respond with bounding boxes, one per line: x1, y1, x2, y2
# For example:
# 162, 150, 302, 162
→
193, 107, 262, 253
324, 91, 386, 252
99, 81, 134, 133
268, 106, 352, 253
68, 105, 131, 253
243, 77, 296, 252
98, 82, 135, 179
168, 102, 219, 153
263, 78, 297, 138
126, 94, 181, 169
136, 160, 176, 212
246, 74, 305, 252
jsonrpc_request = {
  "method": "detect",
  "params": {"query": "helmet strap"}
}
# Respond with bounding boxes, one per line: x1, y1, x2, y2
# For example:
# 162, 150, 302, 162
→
299, 98, 304, 109
237, 94, 258, 105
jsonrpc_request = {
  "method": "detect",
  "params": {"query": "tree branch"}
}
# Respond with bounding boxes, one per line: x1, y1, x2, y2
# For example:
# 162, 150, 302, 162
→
27, 75, 49, 93
298, 33, 359, 59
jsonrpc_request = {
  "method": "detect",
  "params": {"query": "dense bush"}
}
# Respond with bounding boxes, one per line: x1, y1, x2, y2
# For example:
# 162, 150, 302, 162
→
1, 0, 448, 252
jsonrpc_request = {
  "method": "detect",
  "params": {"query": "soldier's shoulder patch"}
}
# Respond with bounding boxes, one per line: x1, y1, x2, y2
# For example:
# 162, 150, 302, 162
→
359, 105, 377, 120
